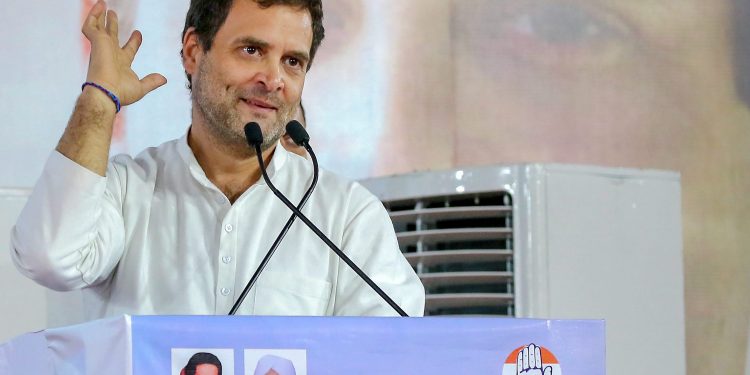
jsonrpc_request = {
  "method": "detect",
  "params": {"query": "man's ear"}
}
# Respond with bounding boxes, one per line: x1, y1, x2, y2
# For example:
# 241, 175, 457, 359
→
182, 27, 202, 78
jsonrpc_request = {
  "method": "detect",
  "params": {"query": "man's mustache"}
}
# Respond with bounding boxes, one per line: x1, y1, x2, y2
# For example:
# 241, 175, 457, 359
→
238, 88, 284, 109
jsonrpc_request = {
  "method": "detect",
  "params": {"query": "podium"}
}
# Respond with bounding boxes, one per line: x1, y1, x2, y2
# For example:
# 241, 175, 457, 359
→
0, 315, 604, 374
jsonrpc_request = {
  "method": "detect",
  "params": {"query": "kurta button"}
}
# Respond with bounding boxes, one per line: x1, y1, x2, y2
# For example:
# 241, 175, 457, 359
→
221, 288, 231, 296
222, 255, 232, 264
225, 224, 233, 232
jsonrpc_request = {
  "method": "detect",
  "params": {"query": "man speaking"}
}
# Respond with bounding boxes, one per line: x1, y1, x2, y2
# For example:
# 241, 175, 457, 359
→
10, 0, 424, 318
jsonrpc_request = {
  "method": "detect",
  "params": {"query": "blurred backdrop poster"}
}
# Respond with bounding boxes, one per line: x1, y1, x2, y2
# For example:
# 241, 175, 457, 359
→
0, 0, 748, 374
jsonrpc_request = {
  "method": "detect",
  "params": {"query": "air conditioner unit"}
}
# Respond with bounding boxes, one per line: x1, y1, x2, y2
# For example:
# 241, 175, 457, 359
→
359, 163, 685, 375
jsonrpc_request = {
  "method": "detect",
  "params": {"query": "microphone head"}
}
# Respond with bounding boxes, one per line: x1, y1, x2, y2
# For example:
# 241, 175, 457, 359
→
244, 122, 264, 147
286, 120, 310, 146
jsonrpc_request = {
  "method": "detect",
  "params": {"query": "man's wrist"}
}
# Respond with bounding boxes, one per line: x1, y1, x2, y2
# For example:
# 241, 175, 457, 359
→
81, 82, 121, 113
80, 84, 119, 115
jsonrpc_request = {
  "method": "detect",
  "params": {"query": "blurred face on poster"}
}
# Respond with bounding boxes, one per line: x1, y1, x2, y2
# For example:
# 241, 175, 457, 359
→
194, 364, 220, 375
366, 0, 749, 373
179, 352, 223, 375
449, 0, 747, 167
375, 0, 748, 172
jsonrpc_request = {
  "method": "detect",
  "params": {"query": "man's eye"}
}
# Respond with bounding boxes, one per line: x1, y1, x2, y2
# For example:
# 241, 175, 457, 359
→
243, 46, 259, 55
286, 57, 302, 69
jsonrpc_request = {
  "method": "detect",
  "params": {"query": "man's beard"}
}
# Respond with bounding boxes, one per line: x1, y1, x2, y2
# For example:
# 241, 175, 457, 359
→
191, 57, 290, 158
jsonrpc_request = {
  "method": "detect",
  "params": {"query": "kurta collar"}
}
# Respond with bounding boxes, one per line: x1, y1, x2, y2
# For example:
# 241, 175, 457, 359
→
176, 127, 288, 188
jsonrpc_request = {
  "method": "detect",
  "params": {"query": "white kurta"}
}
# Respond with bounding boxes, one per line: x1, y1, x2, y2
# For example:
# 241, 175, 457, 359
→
10, 131, 425, 319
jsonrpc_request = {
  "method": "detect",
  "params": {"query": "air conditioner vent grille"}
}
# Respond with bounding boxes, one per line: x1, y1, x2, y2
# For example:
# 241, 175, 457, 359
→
382, 191, 514, 317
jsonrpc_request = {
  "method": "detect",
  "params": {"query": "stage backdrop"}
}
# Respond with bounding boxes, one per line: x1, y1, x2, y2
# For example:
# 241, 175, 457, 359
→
1, 1, 749, 374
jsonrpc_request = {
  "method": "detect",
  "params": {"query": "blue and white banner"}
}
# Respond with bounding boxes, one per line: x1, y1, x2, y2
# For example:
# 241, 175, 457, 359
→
0, 315, 604, 374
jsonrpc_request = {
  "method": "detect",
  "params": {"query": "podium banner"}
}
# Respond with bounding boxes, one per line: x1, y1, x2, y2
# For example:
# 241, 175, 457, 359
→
1, 315, 604, 374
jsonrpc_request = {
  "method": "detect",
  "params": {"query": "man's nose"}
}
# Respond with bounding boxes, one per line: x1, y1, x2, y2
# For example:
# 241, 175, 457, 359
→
256, 60, 284, 92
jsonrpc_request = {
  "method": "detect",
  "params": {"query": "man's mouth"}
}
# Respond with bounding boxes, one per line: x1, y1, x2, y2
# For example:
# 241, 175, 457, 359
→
242, 98, 278, 112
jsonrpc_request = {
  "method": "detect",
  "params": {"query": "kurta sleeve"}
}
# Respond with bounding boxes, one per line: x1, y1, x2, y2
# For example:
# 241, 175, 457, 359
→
333, 183, 426, 317
10, 151, 126, 291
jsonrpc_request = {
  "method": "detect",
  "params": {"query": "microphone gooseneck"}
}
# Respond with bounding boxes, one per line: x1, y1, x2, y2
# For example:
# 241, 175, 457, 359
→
244, 122, 409, 317
228, 122, 319, 315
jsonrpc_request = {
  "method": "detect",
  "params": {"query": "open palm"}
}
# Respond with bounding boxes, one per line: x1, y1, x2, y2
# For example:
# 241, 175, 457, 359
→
82, 0, 165, 106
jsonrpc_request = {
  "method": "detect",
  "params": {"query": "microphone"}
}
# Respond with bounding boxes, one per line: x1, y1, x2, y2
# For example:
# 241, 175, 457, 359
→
285, 120, 310, 145
243, 122, 409, 317
228, 122, 319, 315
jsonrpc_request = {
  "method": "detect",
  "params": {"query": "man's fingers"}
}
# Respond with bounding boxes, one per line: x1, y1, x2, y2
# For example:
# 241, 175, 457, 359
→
82, 0, 106, 37
106, 10, 119, 39
140, 73, 168, 94
96, 1, 107, 31
122, 30, 143, 62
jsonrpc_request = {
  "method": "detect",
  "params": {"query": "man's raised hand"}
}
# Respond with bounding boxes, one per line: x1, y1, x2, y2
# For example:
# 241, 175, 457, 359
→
82, 0, 166, 107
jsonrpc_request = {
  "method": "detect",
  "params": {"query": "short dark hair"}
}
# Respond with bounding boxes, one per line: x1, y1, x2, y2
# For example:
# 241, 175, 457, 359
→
181, 0, 325, 89
183, 352, 222, 375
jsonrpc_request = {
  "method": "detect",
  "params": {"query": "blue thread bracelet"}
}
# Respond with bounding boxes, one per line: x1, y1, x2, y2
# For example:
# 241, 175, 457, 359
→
81, 82, 121, 113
